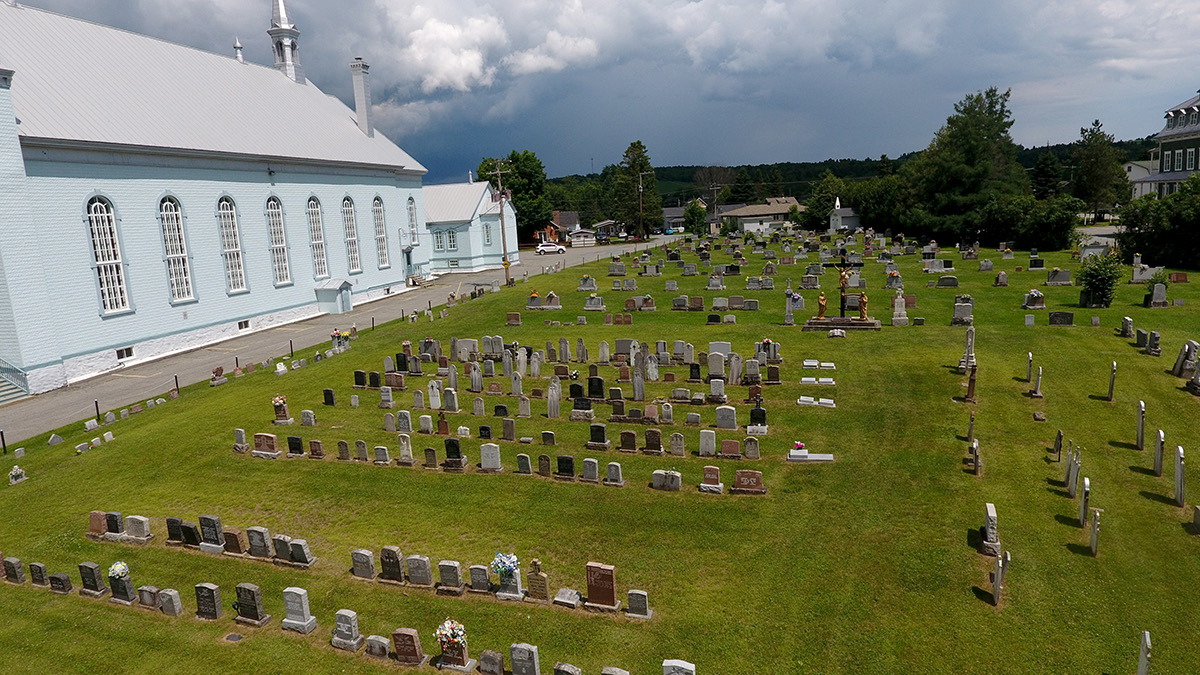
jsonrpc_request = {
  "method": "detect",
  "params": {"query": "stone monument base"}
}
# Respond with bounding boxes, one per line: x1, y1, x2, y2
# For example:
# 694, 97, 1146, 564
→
801, 317, 882, 332
332, 634, 365, 652
281, 616, 317, 634
698, 483, 724, 494
434, 656, 478, 672
583, 599, 622, 614
235, 613, 272, 627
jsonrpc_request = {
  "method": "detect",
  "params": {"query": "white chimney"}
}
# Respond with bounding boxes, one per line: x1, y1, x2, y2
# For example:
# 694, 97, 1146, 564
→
350, 58, 374, 138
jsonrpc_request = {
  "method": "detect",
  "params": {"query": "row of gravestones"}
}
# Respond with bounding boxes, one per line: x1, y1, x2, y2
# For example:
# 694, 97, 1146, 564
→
0, 556, 695, 674
235, 428, 770, 495
87, 509, 317, 567
78, 392, 174, 437
349, 551, 650, 620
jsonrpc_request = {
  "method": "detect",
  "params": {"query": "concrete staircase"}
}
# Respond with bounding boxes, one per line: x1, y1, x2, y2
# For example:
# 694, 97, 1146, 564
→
0, 378, 29, 406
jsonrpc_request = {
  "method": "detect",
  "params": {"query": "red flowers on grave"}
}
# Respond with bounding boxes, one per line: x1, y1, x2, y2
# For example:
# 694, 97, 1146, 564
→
435, 618, 466, 650
272, 395, 287, 407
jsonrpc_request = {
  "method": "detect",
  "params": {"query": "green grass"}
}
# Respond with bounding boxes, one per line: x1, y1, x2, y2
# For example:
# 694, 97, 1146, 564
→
2, 241, 1199, 673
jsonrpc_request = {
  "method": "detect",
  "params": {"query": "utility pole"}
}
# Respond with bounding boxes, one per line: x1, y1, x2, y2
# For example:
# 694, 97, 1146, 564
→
639, 170, 654, 239
489, 160, 513, 286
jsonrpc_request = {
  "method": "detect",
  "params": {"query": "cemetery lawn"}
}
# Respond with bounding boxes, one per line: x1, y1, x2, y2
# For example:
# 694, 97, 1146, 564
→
1, 243, 1199, 673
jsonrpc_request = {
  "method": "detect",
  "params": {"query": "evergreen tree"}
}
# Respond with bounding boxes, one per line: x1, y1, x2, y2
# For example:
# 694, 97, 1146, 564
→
901, 87, 1029, 240
1070, 120, 1131, 220
614, 141, 662, 238
728, 168, 756, 204
1031, 151, 1063, 200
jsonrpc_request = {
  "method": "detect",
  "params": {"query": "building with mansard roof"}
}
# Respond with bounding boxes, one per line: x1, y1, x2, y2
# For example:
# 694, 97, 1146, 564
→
0, 0, 473, 394
1132, 89, 1200, 198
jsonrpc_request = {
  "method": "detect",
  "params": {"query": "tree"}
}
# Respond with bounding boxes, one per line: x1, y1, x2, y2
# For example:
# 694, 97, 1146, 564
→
1070, 120, 1130, 220
902, 86, 1029, 241
692, 166, 735, 212
478, 150, 553, 243
683, 200, 707, 235
613, 141, 662, 238
728, 168, 756, 204
1031, 151, 1063, 200
1116, 174, 1200, 268
799, 170, 845, 230
847, 174, 907, 231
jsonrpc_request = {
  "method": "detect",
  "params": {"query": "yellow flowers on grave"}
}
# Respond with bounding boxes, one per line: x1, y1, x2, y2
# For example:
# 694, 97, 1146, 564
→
107, 561, 129, 579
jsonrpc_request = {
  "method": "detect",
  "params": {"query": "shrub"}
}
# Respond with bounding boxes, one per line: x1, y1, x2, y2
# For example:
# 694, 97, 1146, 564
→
1077, 252, 1124, 308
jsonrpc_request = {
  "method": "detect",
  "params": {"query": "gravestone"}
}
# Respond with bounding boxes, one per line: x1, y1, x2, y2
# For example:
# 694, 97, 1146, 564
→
584, 562, 620, 612
331, 609, 365, 652
280, 588, 317, 632
234, 582, 271, 627
194, 583, 221, 620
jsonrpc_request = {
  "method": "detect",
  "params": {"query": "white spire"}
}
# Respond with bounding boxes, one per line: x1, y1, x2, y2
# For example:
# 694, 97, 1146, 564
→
267, 0, 305, 84
834, 197, 841, 210
271, 0, 293, 29
234, 37, 244, 63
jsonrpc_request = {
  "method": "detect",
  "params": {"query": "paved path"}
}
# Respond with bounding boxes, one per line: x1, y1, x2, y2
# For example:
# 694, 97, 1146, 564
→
0, 237, 676, 446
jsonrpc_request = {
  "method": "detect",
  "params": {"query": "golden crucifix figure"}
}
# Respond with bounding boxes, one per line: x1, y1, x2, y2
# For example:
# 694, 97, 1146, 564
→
817, 291, 827, 319
858, 291, 868, 320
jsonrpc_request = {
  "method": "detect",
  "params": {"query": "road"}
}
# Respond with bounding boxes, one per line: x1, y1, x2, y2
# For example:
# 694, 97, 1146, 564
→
0, 237, 677, 446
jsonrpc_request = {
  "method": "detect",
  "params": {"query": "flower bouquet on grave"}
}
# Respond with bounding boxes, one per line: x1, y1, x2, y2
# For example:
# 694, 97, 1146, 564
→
490, 552, 520, 579
581, 274, 591, 281
589, 293, 597, 299
1028, 289, 1044, 299
107, 561, 129, 579
402, 340, 412, 347
8, 465, 25, 483
569, 370, 580, 380
887, 270, 900, 278
435, 618, 467, 652
529, 290, 539, 298
1005, 248, 1012, 253
272, 395, 287, 407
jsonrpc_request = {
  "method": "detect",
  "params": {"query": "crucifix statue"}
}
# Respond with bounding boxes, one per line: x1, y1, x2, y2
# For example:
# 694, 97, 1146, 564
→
821, 254, 865, 318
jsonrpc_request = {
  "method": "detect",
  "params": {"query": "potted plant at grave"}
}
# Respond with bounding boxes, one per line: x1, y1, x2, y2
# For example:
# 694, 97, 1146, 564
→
8, 465, 25, 484
108, 561, 129, 590
272, 394, 288, 420
490, 552, 520, 584
434, 618, 469, 666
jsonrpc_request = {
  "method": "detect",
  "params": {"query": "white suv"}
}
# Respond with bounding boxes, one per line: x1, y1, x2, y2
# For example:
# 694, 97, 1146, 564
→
536, 241, 566, 255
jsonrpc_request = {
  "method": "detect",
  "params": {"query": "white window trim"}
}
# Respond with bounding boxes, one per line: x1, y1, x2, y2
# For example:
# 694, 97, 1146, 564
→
266, 197, 292, 286
217, 197, 248, 294
307, 197, 329, 279
484, 223, 492, 246
407, 197, 419, 246
158, 197, 195, 304
1175, 149, 1184, 172
342, 197, 362, 273
1189, 148, 1196, 172
87, 196, 131, 315
433, 230, 445, 251
373, 197, 390, 269
447, 228, 458, 251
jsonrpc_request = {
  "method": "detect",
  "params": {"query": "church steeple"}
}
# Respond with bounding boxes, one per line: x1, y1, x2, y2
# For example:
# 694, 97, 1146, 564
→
268, 0, 305, 84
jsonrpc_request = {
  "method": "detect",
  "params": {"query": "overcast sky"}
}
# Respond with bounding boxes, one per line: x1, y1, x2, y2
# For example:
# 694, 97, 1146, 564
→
20, 0, 1200, 183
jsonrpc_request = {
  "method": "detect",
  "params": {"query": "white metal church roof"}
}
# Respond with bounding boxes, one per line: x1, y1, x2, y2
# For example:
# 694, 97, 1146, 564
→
0, 2, 426, 173
424, 182, 502, 224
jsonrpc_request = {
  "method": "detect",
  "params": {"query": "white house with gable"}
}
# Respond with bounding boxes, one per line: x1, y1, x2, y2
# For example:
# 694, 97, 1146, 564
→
424, 181, 520, 272
0, 0, 439, 394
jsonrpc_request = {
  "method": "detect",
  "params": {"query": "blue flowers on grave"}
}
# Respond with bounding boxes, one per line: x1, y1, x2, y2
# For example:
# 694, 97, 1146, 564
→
490, 552, 519, 578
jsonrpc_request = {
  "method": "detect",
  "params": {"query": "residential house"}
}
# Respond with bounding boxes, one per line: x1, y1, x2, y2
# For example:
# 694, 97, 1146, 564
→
424, 181, 520, 272
1132, 90, 1200, 198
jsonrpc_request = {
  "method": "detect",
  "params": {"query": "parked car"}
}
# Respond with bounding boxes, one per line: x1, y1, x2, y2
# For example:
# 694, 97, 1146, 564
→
536, 241, 566, 255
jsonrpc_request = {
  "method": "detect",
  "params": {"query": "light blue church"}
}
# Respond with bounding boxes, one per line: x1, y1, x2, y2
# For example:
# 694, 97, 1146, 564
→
0, 0, 517, 395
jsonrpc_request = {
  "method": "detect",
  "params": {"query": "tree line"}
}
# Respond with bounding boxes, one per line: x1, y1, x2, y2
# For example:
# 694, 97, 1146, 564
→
484, 87, 1147, 251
